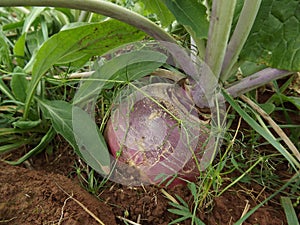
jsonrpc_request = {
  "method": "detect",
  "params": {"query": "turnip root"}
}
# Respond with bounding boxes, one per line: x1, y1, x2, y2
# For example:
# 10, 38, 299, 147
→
105, 77, 211, 187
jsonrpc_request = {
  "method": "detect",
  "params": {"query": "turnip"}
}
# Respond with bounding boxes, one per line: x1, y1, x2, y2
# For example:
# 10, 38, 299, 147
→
104, 75, 215, 187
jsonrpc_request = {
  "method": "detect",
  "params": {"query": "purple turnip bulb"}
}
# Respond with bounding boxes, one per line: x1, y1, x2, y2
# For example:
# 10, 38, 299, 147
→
105, 78, 210, 187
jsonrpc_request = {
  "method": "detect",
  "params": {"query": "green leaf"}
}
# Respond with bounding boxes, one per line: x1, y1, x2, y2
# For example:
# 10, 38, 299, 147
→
188, 182, 198, 200
37, 99, 80, 155
195, 217, 206, 225
38, 99, 111, 175
52, 20, 145, 65
175, 194, 189, 208
72, 107, 111, 175
240, 61, 267, 77
167, 208, 191, 216
11, 73, 29, 102
168, 202, 190, 211
240, 0, 300, 71
140, 0, 175, 27
0, 142, 28, 153
23, 19, 145, 119
13, 7, 46, 68
13, 33, 26, 67
102, 50, 167, 86
163, 0, 209, 39
73, 49, 167, 105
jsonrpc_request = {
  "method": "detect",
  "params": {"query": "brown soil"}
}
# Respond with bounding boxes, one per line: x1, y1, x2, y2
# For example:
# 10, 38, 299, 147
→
0, 162, 116, 225
0, 137, 292, 225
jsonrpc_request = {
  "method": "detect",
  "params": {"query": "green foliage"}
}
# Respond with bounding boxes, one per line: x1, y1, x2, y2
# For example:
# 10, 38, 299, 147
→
13, 33, 26, 67
22, 7, 46, 33
23, 19, 145, 118
36, 98, 111, 176
0, 78, 15, 101
12, 119, 41, 129
168, 183, 205, 225
241, 0, 300, 71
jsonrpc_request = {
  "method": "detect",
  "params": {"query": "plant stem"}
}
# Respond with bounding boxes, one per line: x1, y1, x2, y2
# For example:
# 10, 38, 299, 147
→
221, 0, 262, 81
218, 157, 264, 196
225, 68, 293, 98
204, 0, 237, 78
0, 0, 176, 43
78, 11, 92, 23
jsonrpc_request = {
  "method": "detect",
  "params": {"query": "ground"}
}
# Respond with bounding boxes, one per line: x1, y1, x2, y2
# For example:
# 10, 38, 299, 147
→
0, 136, 294, 225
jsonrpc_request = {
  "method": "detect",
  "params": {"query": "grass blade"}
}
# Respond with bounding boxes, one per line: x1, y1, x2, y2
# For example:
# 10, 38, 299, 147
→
234, 174, 299, 225
222, 89, 300, 170
5, 127, 55, 165
280, 197, 299, 225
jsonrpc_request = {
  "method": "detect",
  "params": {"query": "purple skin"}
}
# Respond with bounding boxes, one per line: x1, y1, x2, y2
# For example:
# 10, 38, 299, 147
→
105, 82, 210, 187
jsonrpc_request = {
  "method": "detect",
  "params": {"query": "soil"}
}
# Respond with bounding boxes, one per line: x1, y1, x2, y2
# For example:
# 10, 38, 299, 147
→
0, 136, 295, 225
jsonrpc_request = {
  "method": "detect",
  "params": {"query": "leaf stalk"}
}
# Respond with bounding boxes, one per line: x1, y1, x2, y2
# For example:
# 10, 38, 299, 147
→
204, 0, 237, 78
221, 0, 262, 81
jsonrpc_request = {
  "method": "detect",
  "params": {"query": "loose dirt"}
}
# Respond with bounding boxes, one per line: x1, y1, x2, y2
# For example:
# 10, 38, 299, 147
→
0, 138, 292, 225
0, 161, 116, 225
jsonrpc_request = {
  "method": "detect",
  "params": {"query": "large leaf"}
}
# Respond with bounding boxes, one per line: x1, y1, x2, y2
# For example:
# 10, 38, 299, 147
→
240, 0, 300, 71
23, 20, 145, 119
163, 0, 209, 39
38, 99, 111, 175
72, 107, 111, 175
73, 48, 167, 105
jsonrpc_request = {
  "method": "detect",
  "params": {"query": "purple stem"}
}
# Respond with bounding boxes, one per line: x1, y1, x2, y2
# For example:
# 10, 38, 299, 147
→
225, 68, 293, 98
